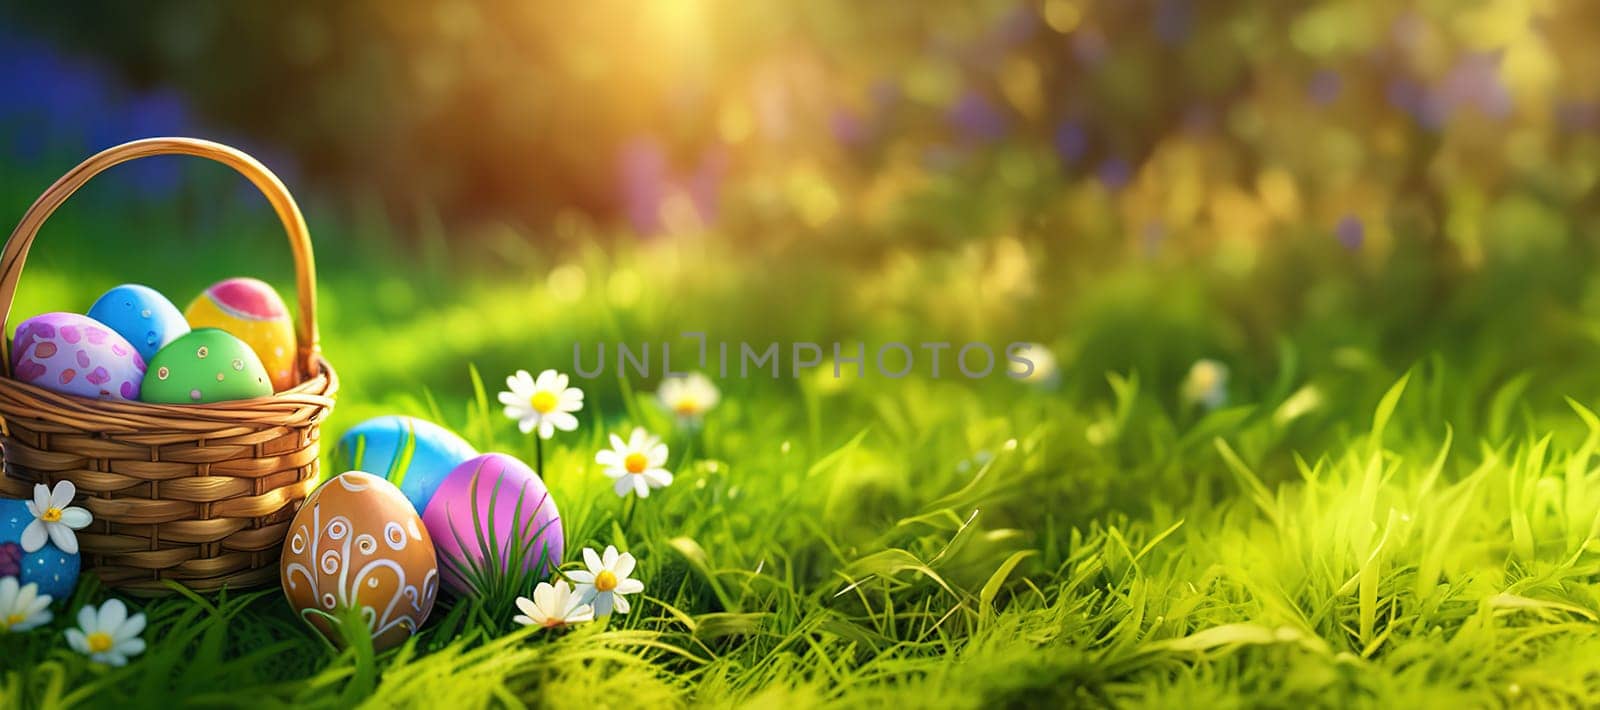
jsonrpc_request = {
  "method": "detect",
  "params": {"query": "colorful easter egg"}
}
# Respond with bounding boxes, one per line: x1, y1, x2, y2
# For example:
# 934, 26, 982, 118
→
184, 277, 297, 391
0, 498, 80, 600
10, 312, 145, 401
280, 471, 438, 651
140, 329, 272, 404
421, 454, 563, 596
86, 284, 190, 362
332, 416, 479, 513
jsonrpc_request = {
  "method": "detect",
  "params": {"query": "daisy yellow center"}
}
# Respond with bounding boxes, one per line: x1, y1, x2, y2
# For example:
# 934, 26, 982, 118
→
595, 570, 619, 592
543, 617, 564, 628
624, 453, 649, 474
530, 390, 558, 414
41, 507, 62, 523
673, 398, 699, 415
87, 631, 113, 653
5, 613, 24, 626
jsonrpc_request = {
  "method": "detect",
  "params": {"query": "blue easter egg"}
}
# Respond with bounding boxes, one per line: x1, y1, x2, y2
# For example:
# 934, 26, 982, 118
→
0, 498, 81, 600
87, 283, 191, 362
332, 416, 478, 513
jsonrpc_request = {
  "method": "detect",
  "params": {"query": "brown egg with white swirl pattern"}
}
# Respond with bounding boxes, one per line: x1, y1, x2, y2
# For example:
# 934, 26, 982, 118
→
279, 471, 439, 651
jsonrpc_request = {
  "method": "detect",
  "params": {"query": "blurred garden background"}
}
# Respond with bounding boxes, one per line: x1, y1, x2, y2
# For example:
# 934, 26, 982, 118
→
8, 0, 1600, 706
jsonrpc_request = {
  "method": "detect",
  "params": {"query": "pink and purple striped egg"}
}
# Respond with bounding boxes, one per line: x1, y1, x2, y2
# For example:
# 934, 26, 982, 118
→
421, 453, 563, 596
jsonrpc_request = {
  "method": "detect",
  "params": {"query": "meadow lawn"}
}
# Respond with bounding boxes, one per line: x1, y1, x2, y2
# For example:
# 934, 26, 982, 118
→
5, 161, 1600, 708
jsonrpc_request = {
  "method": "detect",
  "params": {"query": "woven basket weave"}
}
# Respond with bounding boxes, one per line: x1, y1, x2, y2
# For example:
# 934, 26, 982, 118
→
0, 137, 337, 595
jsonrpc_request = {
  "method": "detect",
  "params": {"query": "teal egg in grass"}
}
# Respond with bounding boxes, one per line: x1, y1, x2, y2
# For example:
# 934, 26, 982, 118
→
332, 416, 479, 513
0, 498, 80, 600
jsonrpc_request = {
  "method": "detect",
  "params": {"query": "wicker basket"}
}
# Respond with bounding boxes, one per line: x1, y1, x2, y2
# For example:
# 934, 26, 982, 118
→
0, 137, 337, 594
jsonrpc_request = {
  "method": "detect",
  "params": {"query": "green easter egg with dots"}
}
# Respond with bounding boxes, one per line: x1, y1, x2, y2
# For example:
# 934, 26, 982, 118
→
141, 328, 274, 404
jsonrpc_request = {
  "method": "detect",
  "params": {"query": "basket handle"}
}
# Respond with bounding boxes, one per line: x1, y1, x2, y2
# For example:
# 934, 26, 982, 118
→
0, 137, 321, 379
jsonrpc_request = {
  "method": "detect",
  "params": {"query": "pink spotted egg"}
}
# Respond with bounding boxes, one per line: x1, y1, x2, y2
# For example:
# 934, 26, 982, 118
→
10, 312, 146, 400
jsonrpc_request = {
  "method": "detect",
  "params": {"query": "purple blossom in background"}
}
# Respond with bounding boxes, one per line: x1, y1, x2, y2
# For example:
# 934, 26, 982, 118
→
1381, 15, 1519, 130
0, 27, 296, 203
1153, 0, 1192, 46
948, 91, 1007, 143
1097, 157, 1132, 191
0, 30, 111, 160
1386, 77, 1442, 129
620, 136, 670, 234
617, 135, 722, 236
1182, 104, 1217, 134
1072, 27, 1111, 66
1389, 53, 1513, 129
1053, 120, 1088, 165
1437, 52, 1512, 121
20, 55, 107, 128
1385, 77, 1420, 112
830, 108, 869, 148
109, 91, 191, 195
1309, 70, 1342, 106
967, 5, 1040, 69
870, 79, 901, 109
688, 145, 727, 226
990, 4, 1040, 48
1336, 215, 1364, 250
1558, 101, 1600, 132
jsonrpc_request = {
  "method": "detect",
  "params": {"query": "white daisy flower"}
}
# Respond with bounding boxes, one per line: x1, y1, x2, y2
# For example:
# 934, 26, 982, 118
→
65, 599, 146, 666
498, 369, 585, 440
22, 481, 92, 554
512, 580, 594, 630
1181, 359, 1230, 410
595, 428, 673, 498
569, 545, 644, 617
0, 577, 53, 633
656, 372, 720, 423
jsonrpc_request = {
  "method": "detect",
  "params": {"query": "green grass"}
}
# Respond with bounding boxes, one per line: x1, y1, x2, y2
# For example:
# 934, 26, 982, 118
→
6, 160, 1600, 708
